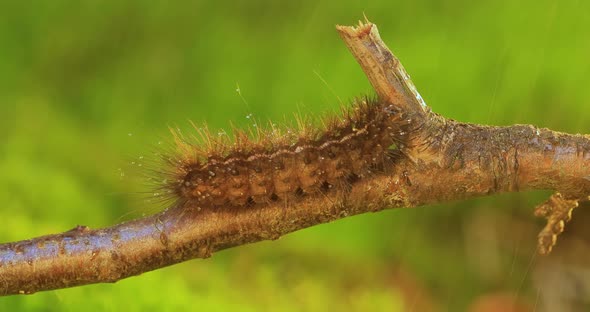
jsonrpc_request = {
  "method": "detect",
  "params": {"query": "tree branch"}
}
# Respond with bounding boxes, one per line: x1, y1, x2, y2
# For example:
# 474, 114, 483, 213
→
336, 21, 429, 119
1, 20, 589, 296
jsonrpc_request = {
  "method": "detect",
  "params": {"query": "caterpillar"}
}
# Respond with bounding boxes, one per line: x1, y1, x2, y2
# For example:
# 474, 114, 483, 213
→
160, 97, 412, 211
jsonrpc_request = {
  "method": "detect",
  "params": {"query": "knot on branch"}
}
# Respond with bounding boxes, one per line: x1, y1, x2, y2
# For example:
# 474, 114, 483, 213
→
534, 192, 579, 254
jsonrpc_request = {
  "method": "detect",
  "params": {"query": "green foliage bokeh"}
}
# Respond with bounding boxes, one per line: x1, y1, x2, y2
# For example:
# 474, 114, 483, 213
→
1, 1, 589, 311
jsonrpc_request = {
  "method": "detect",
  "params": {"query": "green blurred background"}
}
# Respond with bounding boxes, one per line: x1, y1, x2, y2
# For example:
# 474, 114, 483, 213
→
1, 1, 589, 311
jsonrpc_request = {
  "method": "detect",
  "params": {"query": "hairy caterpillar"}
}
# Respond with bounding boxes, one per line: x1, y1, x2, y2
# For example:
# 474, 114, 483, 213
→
160, 97, 412, 211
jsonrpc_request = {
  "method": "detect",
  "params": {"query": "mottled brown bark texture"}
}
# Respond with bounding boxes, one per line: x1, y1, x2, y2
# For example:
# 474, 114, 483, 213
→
1, 20, 588, 296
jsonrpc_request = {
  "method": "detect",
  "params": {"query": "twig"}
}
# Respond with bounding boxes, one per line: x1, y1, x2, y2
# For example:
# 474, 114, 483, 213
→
1, 20, 589, 296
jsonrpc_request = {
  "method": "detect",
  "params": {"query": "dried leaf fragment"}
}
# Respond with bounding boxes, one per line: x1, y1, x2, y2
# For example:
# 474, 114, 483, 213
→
534, 192, 578, 254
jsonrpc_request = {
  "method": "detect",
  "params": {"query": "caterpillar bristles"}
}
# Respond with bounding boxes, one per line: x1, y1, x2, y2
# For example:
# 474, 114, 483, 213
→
155, 96, 412, 211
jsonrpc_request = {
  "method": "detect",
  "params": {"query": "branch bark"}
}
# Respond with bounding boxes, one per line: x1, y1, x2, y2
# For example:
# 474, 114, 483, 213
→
1, 20, 589, 296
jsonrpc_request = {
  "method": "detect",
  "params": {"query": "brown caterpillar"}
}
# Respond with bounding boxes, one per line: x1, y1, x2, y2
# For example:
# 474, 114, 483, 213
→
161, 97, 412, 210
